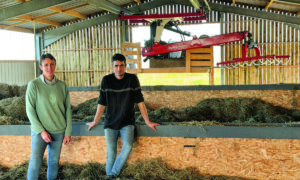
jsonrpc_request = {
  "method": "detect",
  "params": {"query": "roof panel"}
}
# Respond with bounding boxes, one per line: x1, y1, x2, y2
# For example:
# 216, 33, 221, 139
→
111, 0, 135, 6
46, 13, 76, 23
18, 22, 48, 30
75, 5, 103, 15
0, 0, 20, 9
27, 9, 55, 17
271, 2, 300, 12
0, 0, 300, 33
58, 0, 87, 9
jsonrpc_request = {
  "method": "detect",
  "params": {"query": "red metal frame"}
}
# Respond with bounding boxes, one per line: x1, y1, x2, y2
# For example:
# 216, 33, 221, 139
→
242, 44, 261, 58
119, 12, 289, 64
217, 55, 290, 66
142, 31, 249, 56
217, 43, 289, 66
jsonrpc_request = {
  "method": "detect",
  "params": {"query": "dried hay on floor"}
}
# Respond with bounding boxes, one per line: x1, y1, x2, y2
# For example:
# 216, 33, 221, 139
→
58, 162, 106, 180
0, 116, 24, 125
0, 161, 31, 180
0, 158, 251, 180
0, 164, 8, 179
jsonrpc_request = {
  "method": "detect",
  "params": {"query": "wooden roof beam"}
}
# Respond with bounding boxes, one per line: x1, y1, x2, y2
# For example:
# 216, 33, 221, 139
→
16, 15, 61, 26
265, 0, 274, 11
0, 0, 73, 22
5, 3, 87, 30
48, 4, 88, 19
7, 3, 88, 28
6, 10, 61, 29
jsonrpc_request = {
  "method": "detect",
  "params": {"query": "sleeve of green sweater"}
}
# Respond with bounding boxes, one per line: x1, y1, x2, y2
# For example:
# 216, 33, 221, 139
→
64, 85, 72, 136
26, 81, 45, 134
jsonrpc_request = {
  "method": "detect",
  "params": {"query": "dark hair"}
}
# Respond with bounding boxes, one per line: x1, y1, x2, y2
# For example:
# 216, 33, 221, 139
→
40, 53, 56, 65
111, 53, 126, 64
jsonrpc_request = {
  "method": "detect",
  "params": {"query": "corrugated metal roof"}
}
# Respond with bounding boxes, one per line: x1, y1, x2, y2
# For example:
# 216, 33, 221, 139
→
0, 0, 299, 33
27, 9, 55, 17
18, 22, 47, 31
0, 0, 19, 8
75, 5, 102, 15
58, 0, 87, 9
111, 0, 136, 6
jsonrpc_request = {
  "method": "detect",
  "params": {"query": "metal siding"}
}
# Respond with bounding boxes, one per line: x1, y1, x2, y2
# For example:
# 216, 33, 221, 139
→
0, 61, 36, 85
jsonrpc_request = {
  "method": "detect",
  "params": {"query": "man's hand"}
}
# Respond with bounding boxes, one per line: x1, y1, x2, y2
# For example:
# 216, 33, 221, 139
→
41, 130, 52, 143
63, 136, 71, 145
146, 121, 160, 131
86, 121, 98, 131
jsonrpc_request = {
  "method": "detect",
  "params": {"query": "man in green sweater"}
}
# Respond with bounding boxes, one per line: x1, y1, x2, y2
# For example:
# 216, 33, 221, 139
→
26, 53, 72, 180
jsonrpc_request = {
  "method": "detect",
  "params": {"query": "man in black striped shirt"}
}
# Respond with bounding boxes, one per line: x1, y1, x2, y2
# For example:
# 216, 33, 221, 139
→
87, 53, 160, 180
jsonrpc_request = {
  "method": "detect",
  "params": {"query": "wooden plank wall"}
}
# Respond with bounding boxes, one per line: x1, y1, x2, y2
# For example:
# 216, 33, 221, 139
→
186, 47, 214, 85
1, 135, 300, 179
44, 21, 122, 87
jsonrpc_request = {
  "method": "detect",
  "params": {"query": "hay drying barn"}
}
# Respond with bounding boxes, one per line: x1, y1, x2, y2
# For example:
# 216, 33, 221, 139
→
0, 0, 300, 179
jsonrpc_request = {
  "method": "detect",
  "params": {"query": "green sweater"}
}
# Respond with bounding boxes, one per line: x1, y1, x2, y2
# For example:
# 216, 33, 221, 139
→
26, 76, 72, 136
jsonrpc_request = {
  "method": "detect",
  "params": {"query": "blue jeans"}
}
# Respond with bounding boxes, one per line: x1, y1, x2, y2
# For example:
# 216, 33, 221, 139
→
105, 125, 134, 177
27, 131, 64, 180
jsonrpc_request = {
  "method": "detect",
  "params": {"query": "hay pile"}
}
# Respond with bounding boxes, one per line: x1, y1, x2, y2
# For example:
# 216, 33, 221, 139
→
0, 83, 27, 100
73, 97, 300, 124
0, 97, 27, 125
72, 97, 99, 122
1, 83, 300, 125
138, 97, 300, 124
0, 83, 28, 125
0, 158, 250, 180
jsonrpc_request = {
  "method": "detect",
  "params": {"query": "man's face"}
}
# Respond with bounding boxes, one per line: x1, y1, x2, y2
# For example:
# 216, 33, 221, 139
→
40, 58, 56, 81
113, 60, 126, 79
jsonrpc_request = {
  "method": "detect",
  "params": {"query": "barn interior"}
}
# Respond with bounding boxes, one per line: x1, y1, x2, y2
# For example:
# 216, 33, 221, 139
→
0, 0, 300, 179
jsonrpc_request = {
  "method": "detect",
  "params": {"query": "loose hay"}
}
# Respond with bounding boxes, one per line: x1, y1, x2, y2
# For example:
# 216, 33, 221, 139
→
0, 97, 27, 122
0, 116, 24, 125
135, 97, 299, 125
0, 158, 251, 180
1, 83, 300, 126
71, 97, 101, 122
